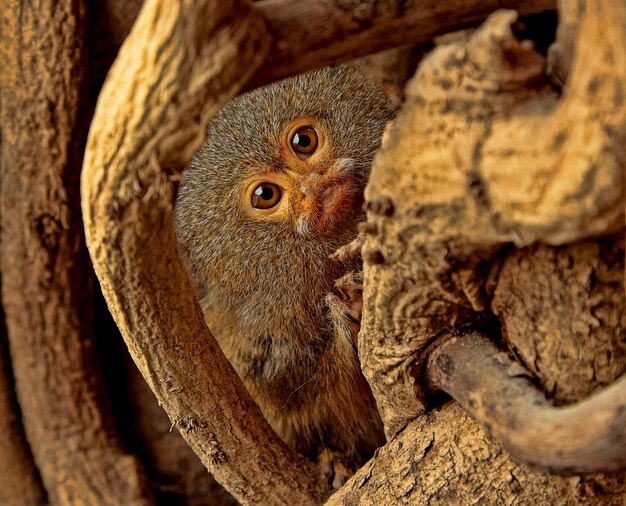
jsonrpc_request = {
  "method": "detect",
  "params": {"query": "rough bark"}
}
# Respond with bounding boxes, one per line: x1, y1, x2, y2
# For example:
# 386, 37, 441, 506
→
328, 403, 625, 506
491, 235, 626, 405
362, 0, 625, 437
113, 343, 238, 505
427, 333, 626, 473
0, 288, 46, 505
86, 1, 238, 502
342, 0, 626, 503
81, 1, 330, 504
0, 1, 152, 504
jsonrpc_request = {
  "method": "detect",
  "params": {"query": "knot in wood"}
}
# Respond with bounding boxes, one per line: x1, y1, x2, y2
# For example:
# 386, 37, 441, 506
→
367, 196, 395, 217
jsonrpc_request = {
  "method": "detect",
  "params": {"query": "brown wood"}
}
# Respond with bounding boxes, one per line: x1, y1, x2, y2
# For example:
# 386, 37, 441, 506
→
342, 0, 626, 502
248, 0, 556, 90
327, 402, 625, 505
0, 289, 47, 505
491, 236, 626, 405
81, 0, 328, 503
76, 0, 626, 503
0, 1, 153, 504
426, 333, 626, 473
361, 0, 625, 438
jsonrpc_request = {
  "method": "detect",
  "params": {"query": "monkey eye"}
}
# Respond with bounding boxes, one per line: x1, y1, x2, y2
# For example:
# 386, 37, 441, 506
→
251, 182, 283, 209
290, 126, 319, 158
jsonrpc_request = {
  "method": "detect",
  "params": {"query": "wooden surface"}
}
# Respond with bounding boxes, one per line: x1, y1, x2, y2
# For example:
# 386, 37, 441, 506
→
0, 1, 152, 504
248, 0, 556, 89
427, 333, 626, 473
81, 0, 327, 503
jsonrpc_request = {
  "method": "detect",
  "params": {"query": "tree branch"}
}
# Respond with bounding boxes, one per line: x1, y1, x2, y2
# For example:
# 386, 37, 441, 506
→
426, 333, 626, 473
361, 0, 626, 437
248, 0, 556, 90
81, 1, 327, 503
0, 291, 46, 505
0, 1, 153, 503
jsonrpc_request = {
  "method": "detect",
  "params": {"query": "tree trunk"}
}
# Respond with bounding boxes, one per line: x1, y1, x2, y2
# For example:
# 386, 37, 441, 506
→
0, 1, 151, 504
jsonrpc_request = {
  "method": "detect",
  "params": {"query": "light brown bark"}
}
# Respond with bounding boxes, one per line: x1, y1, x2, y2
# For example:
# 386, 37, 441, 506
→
345, 0, 625, 503
81, 1, 329, 504
427, 332, 626, 473
0, 1, 152, 504
328, 402, 625, 505
362, 0, 625, 437
84, 0, 557, 93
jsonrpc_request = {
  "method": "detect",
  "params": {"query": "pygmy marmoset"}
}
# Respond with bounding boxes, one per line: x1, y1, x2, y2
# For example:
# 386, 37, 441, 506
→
174, 65, 395, 476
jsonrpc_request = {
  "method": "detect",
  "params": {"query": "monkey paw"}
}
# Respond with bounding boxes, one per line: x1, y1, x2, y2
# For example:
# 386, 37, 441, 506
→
329, 230, 365, 262
316, 447, 355, 490
326, 272, 363, 344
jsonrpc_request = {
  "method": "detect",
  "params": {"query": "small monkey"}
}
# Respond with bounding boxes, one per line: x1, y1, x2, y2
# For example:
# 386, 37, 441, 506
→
174, 65, 395, 478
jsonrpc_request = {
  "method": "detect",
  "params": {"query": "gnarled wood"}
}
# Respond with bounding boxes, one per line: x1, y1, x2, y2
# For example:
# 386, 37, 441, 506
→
328, 402, 625, 505
362, 0, 625, 438
491, 235, 626, 405
0, 1, 152, 503
0, 289, 46, 506
248, 0, 556, 90
348, 0, 626, 503
427, 333, 626, 473
81, 1, 328, 503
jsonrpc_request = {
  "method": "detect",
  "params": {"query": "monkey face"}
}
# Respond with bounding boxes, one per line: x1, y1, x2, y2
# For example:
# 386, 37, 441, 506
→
173, 65, 395, 346
240, 118, 364, 237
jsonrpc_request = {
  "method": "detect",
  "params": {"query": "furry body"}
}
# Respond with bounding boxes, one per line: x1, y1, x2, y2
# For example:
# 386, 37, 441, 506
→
174, 66, 394, 467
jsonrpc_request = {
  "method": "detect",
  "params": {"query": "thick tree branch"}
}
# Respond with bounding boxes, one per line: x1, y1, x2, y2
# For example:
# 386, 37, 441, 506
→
0, 1, 153, 503
361, 0, 626, 438
81, 1, 327, 504
328, 400, 624, 505
89, 0, 557, 94
426, 333, 626, 473
247, 0, 556, 90
0, 291, 46, 505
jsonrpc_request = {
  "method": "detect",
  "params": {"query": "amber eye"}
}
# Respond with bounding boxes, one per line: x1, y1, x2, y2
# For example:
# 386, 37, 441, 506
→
291, 126, 319, 158
251, 183, 283, 209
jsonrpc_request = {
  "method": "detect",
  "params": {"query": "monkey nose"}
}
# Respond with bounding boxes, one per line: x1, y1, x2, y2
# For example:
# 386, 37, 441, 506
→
297, 176, 355, 233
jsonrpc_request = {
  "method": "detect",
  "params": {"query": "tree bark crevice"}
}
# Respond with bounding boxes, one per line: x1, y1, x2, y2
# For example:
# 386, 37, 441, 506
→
0, 0, 153, 503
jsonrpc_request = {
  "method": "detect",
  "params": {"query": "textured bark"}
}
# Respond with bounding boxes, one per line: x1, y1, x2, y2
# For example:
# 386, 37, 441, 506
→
247, 0, 556, 90
362, 0, 625, 436
0, 1, 152, 504
116, 346, 238, 505
81, 1, 329, 504
427, 333, 626, 473
86, 1, 237, 502
491, 235, 626, 405
328, 403, 625, 506
0, 290, 46, 505
343, 0, 626, 503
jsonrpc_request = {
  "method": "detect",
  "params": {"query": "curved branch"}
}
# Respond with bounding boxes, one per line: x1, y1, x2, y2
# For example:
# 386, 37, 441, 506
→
426, 333, 626, 473
0, 292, 46, 505
248, 0, 556, 90
81, 0, 327, 503
1, 0, 153, 503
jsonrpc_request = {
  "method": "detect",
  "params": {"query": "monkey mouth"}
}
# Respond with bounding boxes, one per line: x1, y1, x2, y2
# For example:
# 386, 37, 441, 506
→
297, 177, 361, 235
317, 179, 355, 230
